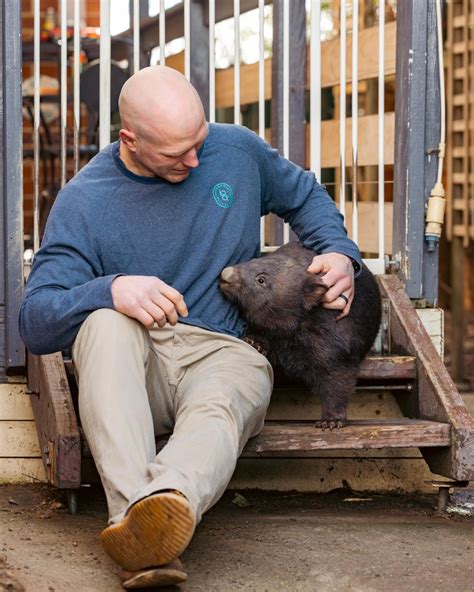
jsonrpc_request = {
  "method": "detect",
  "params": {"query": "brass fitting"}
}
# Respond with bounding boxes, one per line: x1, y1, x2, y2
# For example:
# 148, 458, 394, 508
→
425, 181, 446, 252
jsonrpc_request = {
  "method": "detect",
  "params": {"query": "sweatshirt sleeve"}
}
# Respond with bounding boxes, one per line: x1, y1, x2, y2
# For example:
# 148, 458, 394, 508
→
251, 132, 362, 268
19, 186, 120, 355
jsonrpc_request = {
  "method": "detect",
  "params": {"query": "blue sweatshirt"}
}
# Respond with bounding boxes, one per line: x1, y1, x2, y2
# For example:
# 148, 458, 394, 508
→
19, 123, 361, 355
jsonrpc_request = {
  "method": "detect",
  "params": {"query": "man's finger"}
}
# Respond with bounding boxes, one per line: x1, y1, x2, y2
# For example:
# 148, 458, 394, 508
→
323, 279, 352, 304
157, 283, 189, 317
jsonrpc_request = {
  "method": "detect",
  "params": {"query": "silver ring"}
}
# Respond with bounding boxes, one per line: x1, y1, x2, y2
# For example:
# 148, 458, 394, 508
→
339, 293, 349, 305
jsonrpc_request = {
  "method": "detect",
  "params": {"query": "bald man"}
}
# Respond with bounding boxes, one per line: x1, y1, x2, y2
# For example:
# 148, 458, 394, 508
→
19, 66, 361, 588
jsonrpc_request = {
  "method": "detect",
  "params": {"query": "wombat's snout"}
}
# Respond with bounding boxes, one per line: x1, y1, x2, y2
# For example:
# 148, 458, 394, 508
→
220, 267, 235, 282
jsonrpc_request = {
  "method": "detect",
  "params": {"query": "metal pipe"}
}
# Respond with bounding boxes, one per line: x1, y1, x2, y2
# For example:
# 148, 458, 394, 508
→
133, 0, 140, 73
99, 1, 111, 150
184, 0, 191, 80
259, 0, 265, 247
339, 0, 347, 219
351, 0, 359, 245
60, 0, 67, 188
234, 0, 240, 124
209, 0, 216, 122
282, 0, 290, 243
310, 0, 322, 181
160, 0, 166, 65
33, 0, 40, 252
73, 0, 81, 175
378, 0, 385, 260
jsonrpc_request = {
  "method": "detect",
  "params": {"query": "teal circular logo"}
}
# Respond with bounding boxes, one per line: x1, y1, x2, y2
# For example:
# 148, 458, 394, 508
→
212, 183, 234, 208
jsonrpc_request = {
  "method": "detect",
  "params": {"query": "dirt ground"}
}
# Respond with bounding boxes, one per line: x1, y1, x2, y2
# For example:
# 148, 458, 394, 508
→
1, 484, 473, 592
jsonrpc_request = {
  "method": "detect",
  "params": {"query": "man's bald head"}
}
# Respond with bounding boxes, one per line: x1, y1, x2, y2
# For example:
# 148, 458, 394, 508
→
119, 66, 205, 143
117, 66, 208, 183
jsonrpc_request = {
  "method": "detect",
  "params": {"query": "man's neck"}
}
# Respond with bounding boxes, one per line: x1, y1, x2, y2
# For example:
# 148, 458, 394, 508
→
118, 142, 153, 177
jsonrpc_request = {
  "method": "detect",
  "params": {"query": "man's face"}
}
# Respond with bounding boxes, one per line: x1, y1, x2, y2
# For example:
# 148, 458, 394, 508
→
133, 120, 209, 183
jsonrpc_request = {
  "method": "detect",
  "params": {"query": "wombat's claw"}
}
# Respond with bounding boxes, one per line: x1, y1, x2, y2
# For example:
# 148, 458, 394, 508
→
314, 419, 347, 430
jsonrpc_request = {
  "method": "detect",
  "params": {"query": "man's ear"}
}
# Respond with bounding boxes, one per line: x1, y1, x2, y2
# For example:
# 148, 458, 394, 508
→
119, 128, 137, 151
302, 273, 328, 311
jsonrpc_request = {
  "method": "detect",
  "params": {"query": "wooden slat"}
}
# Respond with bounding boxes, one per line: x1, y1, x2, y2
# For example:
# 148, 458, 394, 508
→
0, 384, 34, 420
358, 356, 416, 380
0, 421, 40, 457
154, 420, 450, 457
345, 202, 393, 255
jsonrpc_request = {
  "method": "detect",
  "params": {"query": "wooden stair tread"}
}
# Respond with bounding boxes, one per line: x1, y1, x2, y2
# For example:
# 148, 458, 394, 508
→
65, 354, 417, 382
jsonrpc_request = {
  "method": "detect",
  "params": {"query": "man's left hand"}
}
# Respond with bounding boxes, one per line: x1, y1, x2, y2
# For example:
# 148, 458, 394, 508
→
307, 252, 355, 319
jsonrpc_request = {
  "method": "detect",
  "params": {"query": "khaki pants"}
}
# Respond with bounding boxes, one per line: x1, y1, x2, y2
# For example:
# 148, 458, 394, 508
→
72, 309, 273, 525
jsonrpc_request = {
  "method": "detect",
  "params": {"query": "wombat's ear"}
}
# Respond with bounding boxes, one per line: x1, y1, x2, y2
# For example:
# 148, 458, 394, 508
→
302, 273, 328, 310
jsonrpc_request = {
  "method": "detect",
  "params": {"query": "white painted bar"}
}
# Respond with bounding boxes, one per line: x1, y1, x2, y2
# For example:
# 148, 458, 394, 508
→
99, 1, 111, 149
259, 0, 265, 247
339, 0, 346, 220
282, 0, 290, 243
60, 0, 67, 188
310, 0, 322, 180
234, 0, 240, 124
33, 0, 40, 252
184, 0, 190, 80
378, 0, 385, 260
160, 0, 166, 65
351, 0, 359, 244
209, 0, 216, 122
133, 0, 140, 73
258, 0, 265, 139
73, 0, 81, 175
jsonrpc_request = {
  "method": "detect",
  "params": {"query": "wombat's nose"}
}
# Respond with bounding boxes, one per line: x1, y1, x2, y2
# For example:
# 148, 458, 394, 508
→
221, 267, 235, 282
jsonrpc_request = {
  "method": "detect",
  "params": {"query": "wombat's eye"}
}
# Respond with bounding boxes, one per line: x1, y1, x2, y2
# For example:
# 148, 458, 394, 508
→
256, 274, 266, 286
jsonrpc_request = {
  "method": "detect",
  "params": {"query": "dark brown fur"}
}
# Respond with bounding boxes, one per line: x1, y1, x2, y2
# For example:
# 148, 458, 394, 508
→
219, 242, 382, 429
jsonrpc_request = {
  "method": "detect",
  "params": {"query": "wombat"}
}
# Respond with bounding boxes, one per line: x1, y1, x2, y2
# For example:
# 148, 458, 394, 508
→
219, 241, 382, 429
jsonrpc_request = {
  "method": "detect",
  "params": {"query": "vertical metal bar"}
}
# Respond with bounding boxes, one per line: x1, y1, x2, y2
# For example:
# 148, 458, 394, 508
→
160, 0, 166, 65
310, 0, 322, 180
73, 0, 81, 175
209, 0, 216, 122
282, 0, 290, 243
378, 0, 385, 261
339, 0, 347, 220
184, 0, 191, 80
351, 0, 359, 245
33, 0, 41, 253
100, 1, 111, 150
3, 0, 25, 369
133, 0, 140, 73
259, 0, 265, 247
60, 0, 68, 188
234, 0, 240, 124
258, 0, 265, 139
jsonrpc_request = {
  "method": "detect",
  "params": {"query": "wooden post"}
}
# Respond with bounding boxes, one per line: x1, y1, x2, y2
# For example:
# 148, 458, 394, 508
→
189, 0, 209, 120
450, 237, 465, 383
1, 0, 25, 378
393, 0, 443, 305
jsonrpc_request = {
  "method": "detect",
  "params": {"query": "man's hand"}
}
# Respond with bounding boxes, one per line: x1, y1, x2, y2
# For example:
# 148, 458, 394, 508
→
307, 253, 355, 319
111, 276, 188, 328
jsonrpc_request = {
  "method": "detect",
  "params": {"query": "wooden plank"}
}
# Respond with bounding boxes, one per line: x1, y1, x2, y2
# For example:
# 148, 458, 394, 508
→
155, 420, 450, 456
30, 353, 81, 488
318, 113, 395, 168
0, 420, 40, 457
0, 458, 46, 484
358, 356, 416, 381
344, 202, 393, 255
0, 384, 34, 420
380, 275, 474, 480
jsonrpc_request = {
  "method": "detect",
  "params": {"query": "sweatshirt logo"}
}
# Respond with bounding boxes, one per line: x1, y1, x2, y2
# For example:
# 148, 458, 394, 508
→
212, 183, 234, 208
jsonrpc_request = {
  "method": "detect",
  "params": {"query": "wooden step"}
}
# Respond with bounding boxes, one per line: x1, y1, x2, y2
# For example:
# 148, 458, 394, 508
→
81, 419, 449, 460
153, 419, 450, 458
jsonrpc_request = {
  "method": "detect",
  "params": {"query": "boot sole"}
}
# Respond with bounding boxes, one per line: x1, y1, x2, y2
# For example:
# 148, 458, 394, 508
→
101, 492, 195, 572
122, 565, 187, 589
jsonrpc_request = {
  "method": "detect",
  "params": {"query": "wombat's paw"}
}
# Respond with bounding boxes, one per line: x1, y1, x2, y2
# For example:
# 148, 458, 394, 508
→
314, 419, 347, 430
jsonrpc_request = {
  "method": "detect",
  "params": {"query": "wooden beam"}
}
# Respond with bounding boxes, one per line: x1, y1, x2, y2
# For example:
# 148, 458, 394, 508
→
29, 353, 81, 489
380, 274, 474, 480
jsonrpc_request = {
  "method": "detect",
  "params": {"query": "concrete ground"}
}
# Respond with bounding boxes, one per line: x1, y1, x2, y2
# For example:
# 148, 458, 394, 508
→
1, 484, 473, 592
